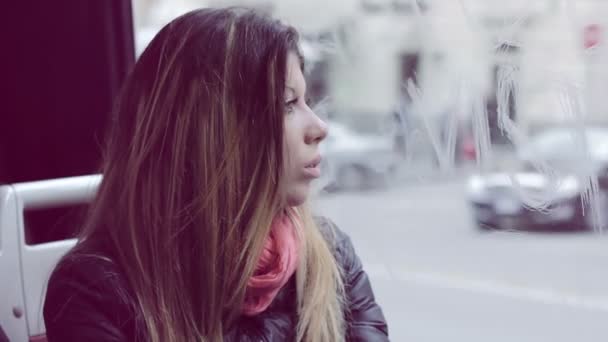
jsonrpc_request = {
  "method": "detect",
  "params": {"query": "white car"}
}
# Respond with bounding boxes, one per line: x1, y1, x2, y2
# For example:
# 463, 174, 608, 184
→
466, 126, 608, 231
320, 122, 401, 191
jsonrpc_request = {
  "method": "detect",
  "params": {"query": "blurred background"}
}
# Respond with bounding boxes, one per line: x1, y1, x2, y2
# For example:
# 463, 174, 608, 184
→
4, 0, 608, 340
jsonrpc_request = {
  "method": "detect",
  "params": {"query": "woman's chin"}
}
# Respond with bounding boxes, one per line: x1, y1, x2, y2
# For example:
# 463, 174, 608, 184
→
285, 186, 310, 207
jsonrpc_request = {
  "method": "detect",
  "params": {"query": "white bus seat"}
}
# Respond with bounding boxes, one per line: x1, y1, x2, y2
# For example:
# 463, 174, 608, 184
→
0, 184, 28, 342
0, 175, 101, 341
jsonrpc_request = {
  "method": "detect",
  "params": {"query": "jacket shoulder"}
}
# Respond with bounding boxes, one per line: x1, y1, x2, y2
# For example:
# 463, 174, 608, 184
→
44, 242, 137, 341
313, 215, 350, 249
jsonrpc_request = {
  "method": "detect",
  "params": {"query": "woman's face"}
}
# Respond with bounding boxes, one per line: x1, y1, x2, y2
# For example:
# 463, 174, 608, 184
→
282, 51, 328, 206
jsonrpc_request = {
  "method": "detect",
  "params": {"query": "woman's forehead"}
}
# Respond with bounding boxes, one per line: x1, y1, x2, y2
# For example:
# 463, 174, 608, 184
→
286, 53, 305, 93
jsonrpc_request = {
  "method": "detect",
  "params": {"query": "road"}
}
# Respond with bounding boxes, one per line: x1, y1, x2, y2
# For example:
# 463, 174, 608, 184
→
313, 177, 608, 342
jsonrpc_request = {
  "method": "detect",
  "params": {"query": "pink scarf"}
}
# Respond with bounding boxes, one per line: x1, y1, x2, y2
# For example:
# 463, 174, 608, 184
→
241, 214, 300, 316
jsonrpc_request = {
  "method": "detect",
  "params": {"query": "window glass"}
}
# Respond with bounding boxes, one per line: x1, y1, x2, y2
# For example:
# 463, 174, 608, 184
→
131, 1, 608, 341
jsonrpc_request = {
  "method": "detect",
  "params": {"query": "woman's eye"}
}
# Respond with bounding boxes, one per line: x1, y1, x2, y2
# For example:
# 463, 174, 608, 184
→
285, 98, 298, 114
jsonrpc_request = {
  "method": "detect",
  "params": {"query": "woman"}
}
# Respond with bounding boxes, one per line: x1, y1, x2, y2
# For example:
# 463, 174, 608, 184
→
43, 7, 388, 342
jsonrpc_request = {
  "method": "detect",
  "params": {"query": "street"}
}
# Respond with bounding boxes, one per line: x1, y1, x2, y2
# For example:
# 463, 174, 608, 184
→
314, 177, 608, 342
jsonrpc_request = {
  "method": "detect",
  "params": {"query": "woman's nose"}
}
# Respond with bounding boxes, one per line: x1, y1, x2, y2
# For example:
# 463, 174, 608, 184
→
305, 112, 328, 145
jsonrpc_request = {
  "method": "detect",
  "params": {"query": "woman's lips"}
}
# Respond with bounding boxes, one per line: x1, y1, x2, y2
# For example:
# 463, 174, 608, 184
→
303, 156, 322, 178
303, 165, 321, 178
305, 155, 322, 168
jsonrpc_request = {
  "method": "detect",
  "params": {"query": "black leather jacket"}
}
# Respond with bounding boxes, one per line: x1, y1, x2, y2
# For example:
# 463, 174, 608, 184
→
44, 217, 389, 341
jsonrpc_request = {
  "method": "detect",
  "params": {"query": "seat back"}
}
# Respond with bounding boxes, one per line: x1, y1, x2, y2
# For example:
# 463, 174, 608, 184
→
0, 175, 101, 341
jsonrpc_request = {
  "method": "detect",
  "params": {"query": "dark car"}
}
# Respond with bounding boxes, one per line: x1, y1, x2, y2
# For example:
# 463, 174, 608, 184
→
466, 126, 608, 231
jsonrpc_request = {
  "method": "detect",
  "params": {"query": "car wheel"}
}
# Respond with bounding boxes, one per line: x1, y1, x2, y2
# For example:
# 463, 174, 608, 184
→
337, 165, 368, 191
475, 220, 497, 231
496, 215, 520, 231
583, 191, 608, 231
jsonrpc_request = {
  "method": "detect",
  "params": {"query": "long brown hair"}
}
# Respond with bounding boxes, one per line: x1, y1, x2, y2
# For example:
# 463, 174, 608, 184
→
72, 7, 344, 341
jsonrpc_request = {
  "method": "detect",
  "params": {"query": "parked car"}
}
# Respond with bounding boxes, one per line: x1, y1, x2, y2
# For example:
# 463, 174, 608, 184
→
466, 126, 608, 231
320, 121, 401, 191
